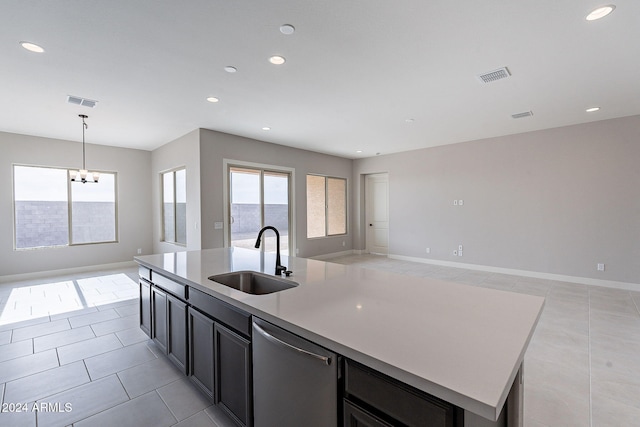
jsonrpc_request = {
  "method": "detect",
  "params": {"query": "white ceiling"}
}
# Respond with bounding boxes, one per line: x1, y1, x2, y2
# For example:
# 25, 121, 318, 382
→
2, 1, 639, 159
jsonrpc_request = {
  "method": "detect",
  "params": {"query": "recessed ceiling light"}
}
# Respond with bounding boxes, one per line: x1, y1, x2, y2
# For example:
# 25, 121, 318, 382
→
20, 41, 45, 53
356, 150, 363, 153
262, 127, 271, 131
405, 118, 415, 123
280, 24, 295, 35
586, 107, 600, 112
586, 5, 615, 21
269, 55, 286, 65
224, 66, 237, 73
206, 97, 219, 103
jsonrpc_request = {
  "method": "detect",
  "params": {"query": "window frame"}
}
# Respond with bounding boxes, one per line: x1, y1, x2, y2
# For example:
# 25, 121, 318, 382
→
306, 174, 348, 239
161, 167, 187, 246
12, 163, 118, 250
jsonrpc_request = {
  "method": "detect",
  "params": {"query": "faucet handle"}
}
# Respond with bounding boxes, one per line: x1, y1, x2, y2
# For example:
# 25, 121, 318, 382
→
284, 270, 293, 277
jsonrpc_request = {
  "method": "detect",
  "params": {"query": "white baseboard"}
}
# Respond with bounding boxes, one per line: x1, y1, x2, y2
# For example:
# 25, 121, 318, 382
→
0, 261, 138, 284
387, 254, 639, 291
309, 249, 358, 260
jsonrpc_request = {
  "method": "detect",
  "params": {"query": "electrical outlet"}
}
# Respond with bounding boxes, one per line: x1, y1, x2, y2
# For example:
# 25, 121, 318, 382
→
453, 200, 458, 206
453, 250, 458, 256
426, 247, 431, 254
137, 248, 142, 254
597, 263, 605, 271
459, 200, 464, 206
458, 250, 463, 257
458, 244, 463, 251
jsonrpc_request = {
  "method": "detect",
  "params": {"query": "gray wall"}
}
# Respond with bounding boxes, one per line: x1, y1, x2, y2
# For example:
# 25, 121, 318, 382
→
0, 131, 152, 277
353, 115, 640, 284
151, 129, 201, 253
199, 129, 353, 258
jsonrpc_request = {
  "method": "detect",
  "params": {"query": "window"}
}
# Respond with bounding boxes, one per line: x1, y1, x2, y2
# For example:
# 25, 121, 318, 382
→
162, 168, 186, 245
13, 165, 117, 249
306, 175, 347, 238
228, 165, 291, 254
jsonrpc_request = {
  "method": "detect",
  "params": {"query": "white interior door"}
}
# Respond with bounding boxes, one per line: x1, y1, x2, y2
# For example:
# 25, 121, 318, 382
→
365, 173, 389, 255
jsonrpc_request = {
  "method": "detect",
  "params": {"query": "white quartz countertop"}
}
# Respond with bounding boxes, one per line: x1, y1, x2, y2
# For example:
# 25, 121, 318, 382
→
135, 247, 544, 421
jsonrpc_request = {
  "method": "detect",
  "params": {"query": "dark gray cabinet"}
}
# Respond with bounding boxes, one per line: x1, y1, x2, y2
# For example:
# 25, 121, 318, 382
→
188, 306, 216, 399
344, 359, 462, 427
143, 270, 189, 375
151, 286, 168, 354
139, 278, 152, 337
344, 400, 393, 427
215, 323, 251, 427
166, 293, 188, 374
188, 287, 252, 427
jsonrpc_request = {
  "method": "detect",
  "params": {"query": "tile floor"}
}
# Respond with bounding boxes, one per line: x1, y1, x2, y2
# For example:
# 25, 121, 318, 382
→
0, 267, 234, 427
0, 255, 639, 426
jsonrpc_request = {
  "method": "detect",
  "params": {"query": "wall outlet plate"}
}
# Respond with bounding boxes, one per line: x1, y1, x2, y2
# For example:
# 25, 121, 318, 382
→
597, 263, 605, 271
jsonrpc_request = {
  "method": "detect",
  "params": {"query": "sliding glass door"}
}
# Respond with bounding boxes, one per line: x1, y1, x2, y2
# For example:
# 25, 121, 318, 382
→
229, 166, 291, 254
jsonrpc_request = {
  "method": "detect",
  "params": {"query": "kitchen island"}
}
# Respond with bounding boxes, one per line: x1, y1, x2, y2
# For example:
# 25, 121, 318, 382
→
135, 247, 544, 427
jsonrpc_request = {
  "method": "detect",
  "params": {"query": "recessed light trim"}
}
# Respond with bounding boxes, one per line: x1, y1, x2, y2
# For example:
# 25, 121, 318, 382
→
586, 5, 615, 21
262, 127, 271, 131
20, 41, 45, 53
206, 97, 219, 103
280, 24, 295, 35
269, 55, 286, 65
356, 150, 363, 153
224, 66, 237, 73
586, 107, 600, 112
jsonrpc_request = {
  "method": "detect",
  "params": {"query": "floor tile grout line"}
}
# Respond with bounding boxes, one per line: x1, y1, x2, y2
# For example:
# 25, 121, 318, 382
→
587, 291, 593, 427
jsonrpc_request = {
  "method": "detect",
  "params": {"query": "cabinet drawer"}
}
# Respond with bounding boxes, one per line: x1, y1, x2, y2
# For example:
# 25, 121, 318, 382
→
188, 287, 251, 337
345, 360, 455, 427
139, 265, 151, 282
344, 400, 393, 427
153, 273, 186, 300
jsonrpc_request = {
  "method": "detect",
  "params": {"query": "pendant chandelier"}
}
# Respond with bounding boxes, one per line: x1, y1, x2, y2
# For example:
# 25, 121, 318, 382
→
70, 114, 100, 183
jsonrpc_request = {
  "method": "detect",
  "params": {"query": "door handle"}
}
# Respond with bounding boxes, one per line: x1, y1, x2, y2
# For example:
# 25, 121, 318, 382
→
369, 224, 373, 226
253, 322, 332, 366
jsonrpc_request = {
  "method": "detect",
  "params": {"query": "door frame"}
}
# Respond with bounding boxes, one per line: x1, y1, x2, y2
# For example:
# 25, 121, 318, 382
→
364, 172, 389, 255
222, 159, 296, 254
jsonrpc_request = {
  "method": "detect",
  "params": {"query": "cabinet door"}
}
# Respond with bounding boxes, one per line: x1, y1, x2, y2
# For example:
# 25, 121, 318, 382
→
188, 307, 215, 401
139, 279, 152, 337
215, 323, 252, 427
151, 286, 168, 354
344, 400, 393, 427
167, 293, 188, 375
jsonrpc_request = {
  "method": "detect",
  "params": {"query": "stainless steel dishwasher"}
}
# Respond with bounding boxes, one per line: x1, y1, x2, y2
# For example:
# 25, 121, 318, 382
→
252, 318, 338, 427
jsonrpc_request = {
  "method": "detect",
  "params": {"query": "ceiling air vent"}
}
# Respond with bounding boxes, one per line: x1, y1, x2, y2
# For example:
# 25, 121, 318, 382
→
511, 111, 533, 119
67, 95, 98, 108
477, 67, 511, 84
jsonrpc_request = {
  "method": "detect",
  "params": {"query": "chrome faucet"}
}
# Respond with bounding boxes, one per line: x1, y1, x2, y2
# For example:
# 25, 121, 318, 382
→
255, 226, 291, 276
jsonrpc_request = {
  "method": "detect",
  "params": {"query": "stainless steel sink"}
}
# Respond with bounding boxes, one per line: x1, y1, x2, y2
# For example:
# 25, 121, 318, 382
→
209, 271, 298, 295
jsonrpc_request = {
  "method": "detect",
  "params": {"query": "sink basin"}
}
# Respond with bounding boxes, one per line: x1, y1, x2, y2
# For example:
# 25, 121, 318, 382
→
209, 271, 298, 295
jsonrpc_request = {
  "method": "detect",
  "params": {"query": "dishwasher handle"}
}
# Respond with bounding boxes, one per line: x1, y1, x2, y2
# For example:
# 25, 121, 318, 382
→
253, 322, 332, 366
